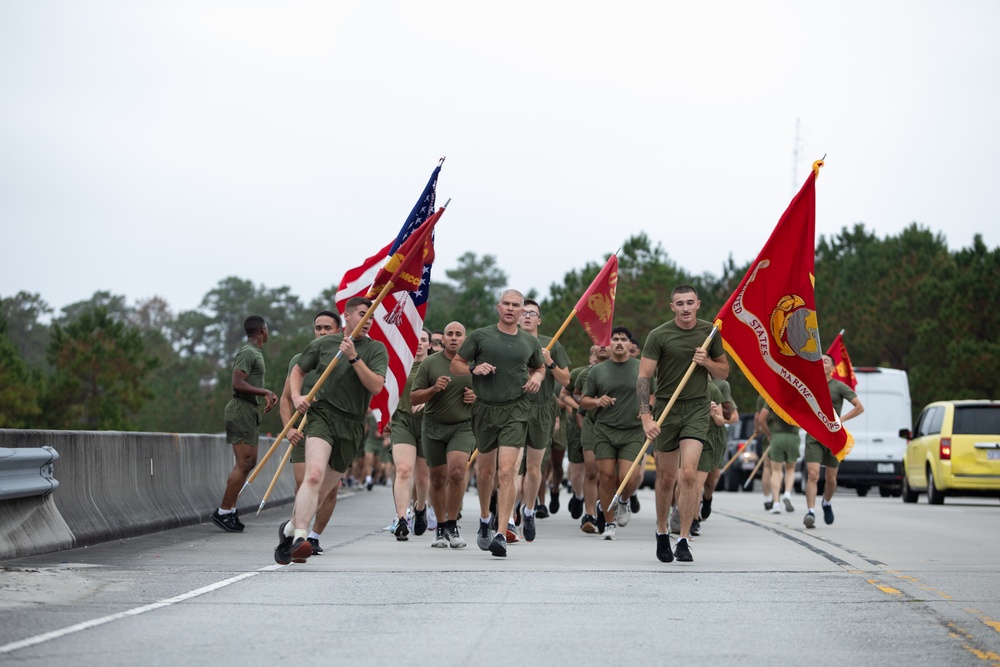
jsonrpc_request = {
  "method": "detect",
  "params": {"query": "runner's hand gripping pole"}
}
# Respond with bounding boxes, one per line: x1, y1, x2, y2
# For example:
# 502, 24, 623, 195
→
610, 326, 719, 508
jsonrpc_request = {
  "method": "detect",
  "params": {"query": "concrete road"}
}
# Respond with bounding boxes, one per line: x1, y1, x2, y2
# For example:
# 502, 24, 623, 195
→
2, 485, 999, 666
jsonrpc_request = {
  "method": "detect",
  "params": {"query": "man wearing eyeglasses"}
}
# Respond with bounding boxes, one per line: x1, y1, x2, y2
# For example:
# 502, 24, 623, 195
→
511, 298, 570, 542
452, 289, 545, 557
277, 310, 341, 556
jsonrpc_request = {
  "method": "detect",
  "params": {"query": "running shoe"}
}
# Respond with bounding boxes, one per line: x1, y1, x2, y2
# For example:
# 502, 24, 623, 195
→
804, 511, 816, 528
690, 519, 701, 537
764, 498, 774, 511
489, 532, 507, 557
232, 509, 245, 532
506, 525, 519, 543
669, 506, 681, 534
307, 537, 323, 555
616, 499, 632, 527
548, 485, 561, 514
413, 506, 428, 536
581, 514, 597, 534
427, 505, 438, 531
770, 504, 782, 514
431, 525, 449, 548
782, 495, 795, 513
289, 537, 313, 564
823, 503, 835, 525
568, 494, 584, 519
211, 510, 241, 533
595, 502, 606, 534
447, 523, 467, 549
523, 511, 537, 542
514, 501, 522, 527
700, 496, 713, 520
274, 521, 294, 565
394, 516, 410, 541
655, 533, 674, 563
603, 522, 617, 541
534, 503, 550, 519
477, 521, 493, 551
674, 537, 693, 562
630, 495, 640, 514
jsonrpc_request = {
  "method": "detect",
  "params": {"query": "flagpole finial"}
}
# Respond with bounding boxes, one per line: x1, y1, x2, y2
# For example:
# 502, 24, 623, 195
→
438, 156, 446, 166
812, 156, 825, 177
442, 198, 451, 208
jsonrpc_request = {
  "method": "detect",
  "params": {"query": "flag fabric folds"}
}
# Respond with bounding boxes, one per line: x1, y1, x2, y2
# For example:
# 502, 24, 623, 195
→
826, 331, 857, 390
336, 164, 440, 430
574, 254, 618, 346
714, 161, 853, 460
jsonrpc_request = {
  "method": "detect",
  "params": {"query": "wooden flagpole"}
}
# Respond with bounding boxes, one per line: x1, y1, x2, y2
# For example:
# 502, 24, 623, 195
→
719, 430, 759, 475
256, 415, 306, 515
610, 326, 719, 507
743, 444, 770, 490
240, 205, 446, 496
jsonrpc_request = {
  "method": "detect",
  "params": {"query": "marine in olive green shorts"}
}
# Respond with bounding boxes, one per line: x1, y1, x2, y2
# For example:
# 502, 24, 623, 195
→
637, 285, 729, 563
452, 289, 544, 558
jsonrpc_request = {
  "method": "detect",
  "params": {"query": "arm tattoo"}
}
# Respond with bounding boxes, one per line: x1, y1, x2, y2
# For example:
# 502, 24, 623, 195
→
636, 376, 651, 415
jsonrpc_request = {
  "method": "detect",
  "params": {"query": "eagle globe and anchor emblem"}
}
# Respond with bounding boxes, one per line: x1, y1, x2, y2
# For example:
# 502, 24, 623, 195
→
769, 294, 822, 361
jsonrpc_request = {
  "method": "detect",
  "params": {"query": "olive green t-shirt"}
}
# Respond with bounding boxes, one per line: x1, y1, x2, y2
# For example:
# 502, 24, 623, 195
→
575, 365, 597, 422
233, 343, 266, 405
708, 379, 728, 448
396, 359, 422, 415
583, 357, 641, 429
287, 352, 319, 398
295, 334, 389, 419
526, 334, 571, 404
641, 319, 724, 402
412, 352, 473, 424
458, 326, 544, 404
712, 377, 737, 412
806, 378, 858, 446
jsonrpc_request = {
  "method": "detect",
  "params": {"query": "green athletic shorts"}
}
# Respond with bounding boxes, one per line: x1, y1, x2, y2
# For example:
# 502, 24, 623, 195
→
580, 417, 596, 454
566, 412, 583, 464
653, 397, 710, 453
768, 432, 801, 463
225, 398, 260, 446
422, 416, 476, 468
526, 400, 557, 451
593, 422, 644, 462
697, 430, 726, 473
472, 398, 529, 453
390, 410, 423, 457
303, 401, 365, 473
804, 438, 840, 468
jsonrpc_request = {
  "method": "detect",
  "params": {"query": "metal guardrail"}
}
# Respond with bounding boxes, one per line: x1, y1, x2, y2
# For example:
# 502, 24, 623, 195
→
0, 446, 59, 500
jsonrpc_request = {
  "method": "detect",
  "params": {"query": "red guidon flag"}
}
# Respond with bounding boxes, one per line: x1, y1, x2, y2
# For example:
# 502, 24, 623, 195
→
574, 254, 618, 346
826, 331, 857, 390
714, 160, 853, 460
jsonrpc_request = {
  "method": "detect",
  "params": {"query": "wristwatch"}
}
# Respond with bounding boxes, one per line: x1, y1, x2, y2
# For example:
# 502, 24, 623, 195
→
547, 361, 557, 369
468, 363, 477, 373
349, 356, 361, 364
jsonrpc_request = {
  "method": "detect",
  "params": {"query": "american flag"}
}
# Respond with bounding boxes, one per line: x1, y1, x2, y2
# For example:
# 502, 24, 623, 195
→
335, 164, 440, 430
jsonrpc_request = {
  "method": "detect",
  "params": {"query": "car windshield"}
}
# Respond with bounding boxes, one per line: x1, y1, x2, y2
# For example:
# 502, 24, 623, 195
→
953, 406, 1000, 435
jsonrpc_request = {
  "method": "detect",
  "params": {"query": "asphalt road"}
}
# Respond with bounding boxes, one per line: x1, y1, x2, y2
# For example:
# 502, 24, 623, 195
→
2, 484, 999, 666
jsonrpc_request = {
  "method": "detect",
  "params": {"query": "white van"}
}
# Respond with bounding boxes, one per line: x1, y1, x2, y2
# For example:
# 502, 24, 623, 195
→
834, 367, 913, 496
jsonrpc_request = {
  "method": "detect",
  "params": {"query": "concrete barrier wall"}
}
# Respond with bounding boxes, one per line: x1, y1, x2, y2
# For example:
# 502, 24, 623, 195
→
0, 430, 297, 560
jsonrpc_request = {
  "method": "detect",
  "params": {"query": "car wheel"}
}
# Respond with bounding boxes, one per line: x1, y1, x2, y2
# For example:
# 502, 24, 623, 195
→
901, 476, 918, 503
927, 467, 945, 505
856, 486, 870, 497
879, 486, 891, 498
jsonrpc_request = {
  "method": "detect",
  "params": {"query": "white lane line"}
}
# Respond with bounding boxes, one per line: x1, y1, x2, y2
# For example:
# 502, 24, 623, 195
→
0, 564, 283, 655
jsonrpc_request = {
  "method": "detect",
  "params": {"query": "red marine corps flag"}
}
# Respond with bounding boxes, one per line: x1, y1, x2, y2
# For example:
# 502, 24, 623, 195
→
714, 160, 854, 460
336, 162, 443, 431
574, 254, 618, 346
826, 330, 857, 390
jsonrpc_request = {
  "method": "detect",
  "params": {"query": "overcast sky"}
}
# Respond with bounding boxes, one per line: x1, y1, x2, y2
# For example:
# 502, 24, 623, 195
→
2, 1, 998, 319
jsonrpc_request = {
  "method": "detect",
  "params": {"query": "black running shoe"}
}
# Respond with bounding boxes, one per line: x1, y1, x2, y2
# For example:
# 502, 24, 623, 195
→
211, 510, 241, 533
477, 520, 493, 551
274, 522, 294, 565
674, 537, 693, 562
307, 537, 323, 555
823, 503, 835, 525
568, 494, 584, 519
656, 533, 674, 563
514, 501, 522, 527
413, 506, 428, 536
581, 514, 597, 534
523, 511, 536, 542
232, 509, 245, 531
548, 485, 561, 514
489, 532, 507, 557
630, 494, 640, 514
595, 503, 606, 534
690, 519, 701, 537
394, 516, 410, 541
700, 496, 712, 520
534, 503, 549, 519
289, 537, 312, 563
489, 489, 498, 518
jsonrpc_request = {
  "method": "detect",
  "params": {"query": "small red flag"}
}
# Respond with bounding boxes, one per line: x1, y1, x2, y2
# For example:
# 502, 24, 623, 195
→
715, 161, 853, 460
574, 254, 618, 346
826, 331, 857, 390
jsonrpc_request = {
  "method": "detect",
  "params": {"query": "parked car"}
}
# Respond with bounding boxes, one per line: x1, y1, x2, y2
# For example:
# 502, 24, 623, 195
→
721, 413, 761, 492
900, 400, 1000, 504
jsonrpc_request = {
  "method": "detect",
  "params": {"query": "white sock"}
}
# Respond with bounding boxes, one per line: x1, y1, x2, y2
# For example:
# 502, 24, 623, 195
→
283, 521, 294, 537
523, 507, 534, 517
764, 495, 773, 502
307, 531, 321, 540
294, 528, 308, 540
218, 507, 234, 515
822, 499, 832, 507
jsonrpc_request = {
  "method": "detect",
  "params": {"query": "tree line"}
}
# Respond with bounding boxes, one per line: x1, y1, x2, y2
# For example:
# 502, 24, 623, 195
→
1, 224, 996, 433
